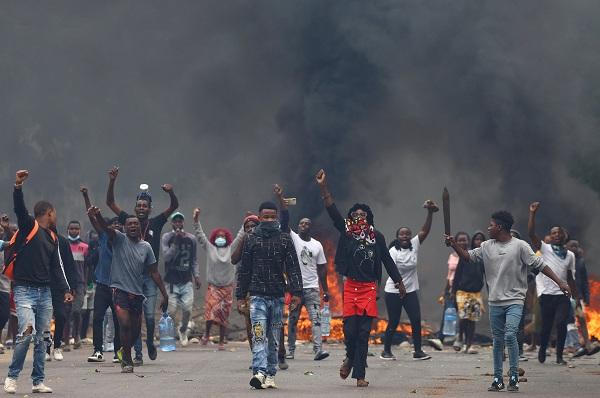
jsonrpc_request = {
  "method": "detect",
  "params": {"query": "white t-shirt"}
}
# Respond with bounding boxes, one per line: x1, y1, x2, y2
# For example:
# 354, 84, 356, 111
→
385, 235, 420, 294
536, 242, 575, 296
290, 231, 326, 289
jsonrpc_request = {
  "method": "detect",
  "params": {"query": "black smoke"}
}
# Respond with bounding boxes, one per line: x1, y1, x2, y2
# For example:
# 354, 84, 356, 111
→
2, 1, 599, 321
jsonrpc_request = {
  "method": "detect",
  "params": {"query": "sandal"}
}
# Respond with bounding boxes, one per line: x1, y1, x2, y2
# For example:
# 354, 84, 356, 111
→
357, 379, 369, 387
339, 357, 352, 380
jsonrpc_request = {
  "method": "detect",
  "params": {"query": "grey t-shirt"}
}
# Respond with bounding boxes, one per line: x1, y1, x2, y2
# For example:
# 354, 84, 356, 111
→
110, 231, 156, 296
469, 238, 546, 306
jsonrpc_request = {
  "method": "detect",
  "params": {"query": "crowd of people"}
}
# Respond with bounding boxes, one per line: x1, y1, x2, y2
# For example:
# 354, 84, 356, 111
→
0, 167, 596, 394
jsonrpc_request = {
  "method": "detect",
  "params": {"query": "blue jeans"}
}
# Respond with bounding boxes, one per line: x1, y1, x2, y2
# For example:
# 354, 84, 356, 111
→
134, 277, 157, 358
489, 304, 523, 379
250, 296, 283, 376
7, 286, 53, 385
167, 282, 194, 333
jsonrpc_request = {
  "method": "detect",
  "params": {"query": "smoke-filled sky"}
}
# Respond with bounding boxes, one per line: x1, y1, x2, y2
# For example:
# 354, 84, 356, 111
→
2, 1, 599, 321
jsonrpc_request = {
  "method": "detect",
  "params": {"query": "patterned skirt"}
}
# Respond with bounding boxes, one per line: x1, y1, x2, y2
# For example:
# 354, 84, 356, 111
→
456, 290, 483, 321
204, 284, 234, 326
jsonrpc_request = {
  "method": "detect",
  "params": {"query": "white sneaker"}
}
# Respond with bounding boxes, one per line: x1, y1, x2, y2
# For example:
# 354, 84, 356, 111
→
262, 375, 277, 389
53, 349, 63, 361
45, 353, 51, 362
104, 343, 114, 352
32, 383, 53, 393
87, 351, 105, 363
249, 372, 266, 389
3, 377, 17, 394
178, 329, 189, 347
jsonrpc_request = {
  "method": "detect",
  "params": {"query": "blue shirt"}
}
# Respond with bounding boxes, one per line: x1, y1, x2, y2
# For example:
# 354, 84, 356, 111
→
94, 232, 113, 286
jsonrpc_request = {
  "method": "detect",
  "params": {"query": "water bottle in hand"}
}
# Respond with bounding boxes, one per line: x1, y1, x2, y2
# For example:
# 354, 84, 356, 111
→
159, 312, 176, 352
443, 306, 457, 336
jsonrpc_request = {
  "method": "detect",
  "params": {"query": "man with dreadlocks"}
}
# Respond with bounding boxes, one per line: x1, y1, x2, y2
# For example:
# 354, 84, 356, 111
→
106, 166, 178, 364
315, 169, 406, 388
528, 202, 578, 365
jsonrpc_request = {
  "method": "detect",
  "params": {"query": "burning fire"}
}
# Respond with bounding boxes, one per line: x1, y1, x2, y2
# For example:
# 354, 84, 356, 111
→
288, 239, 433, 342
585, 276, 600, 340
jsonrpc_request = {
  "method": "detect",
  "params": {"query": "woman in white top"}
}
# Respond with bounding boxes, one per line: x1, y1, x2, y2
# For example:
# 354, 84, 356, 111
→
380, 201, 438, 361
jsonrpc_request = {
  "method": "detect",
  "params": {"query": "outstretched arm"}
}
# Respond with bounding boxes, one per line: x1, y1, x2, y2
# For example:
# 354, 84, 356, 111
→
445, 235, 472, 262
106, 166, 122, 216
528, 202, 542, 252
13, 170, 35, 232
160, 184, 179, 218
91, 207, 116, 241
149, 263, 169, 312
541, 266, 571, 297
274, 184, 290, 233
315, 169, 345, 233
81, 187, 101, 233
418, 200, 438, 243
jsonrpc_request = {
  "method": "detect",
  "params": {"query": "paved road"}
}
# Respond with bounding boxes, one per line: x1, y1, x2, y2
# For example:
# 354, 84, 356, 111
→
0, 341, 598, 397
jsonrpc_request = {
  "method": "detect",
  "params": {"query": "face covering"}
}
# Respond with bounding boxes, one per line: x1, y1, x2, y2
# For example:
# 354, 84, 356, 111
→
345, 217, 376, 245
68, 235, 80, 242
215, 237, 227, 247
254, 221, 280, 238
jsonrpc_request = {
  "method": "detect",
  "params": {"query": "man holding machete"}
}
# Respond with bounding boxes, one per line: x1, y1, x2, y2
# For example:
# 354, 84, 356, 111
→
445, 208, 571, 392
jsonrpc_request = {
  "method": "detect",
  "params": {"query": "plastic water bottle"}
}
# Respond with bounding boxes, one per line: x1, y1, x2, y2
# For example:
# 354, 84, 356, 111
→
321, 303, 331, 337
159, 312, 176, 352
443, 306, 457, 336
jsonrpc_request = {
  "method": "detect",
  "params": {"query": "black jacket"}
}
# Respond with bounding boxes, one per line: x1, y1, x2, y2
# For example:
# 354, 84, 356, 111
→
236, 229, 303, 299
326, 203, 402, 284
57, 234, 80, 291
11, 187, 69, 292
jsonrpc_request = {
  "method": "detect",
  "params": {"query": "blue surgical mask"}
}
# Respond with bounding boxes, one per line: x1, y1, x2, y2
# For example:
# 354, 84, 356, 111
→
215, 237, 227, 247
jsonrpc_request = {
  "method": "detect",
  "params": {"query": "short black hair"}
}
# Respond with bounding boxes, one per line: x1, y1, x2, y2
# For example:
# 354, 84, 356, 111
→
258, 201, 278, 213
106, 217, 120, 225
33, 201, 54, 218
68, 220, 80, 227
347, 203, 374, 225
491, 210, 514, 232
125, 215, 139, 223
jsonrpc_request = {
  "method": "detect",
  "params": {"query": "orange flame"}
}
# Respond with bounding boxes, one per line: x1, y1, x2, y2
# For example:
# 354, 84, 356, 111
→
585, 276, 600, 340
322, 239, 343, 316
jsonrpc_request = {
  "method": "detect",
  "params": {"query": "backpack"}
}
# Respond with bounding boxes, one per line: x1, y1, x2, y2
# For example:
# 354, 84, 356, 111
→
2, 220, 56, 281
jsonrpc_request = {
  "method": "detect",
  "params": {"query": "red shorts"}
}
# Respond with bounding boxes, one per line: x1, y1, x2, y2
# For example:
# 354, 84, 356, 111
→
112, 288, 144, 315
343, 278, 377, 318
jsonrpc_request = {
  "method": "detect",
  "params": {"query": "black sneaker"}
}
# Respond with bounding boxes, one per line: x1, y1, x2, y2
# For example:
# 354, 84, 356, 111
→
572, 347, 587, 358
147, 342, 157, 361
285, 352, 294, 360
278, 357, 289, 370
413, 351, 432, 360
519, 354, 528, 362
488, 377, 505, 392
379, 351, 396, 360
556, 358, 567, 366
538, 347, 546, 363
507, 376, 519, 392
133, 357, 144, 366
586, 345, 600, 356
314, 351, 330, 361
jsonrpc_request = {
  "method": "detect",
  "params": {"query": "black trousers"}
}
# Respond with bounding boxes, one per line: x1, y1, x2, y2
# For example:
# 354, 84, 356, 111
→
93, 283, 121, 353
343, 315, 372, 380
51, 289, 68, 349
539, 294, 570, 360
0, 292, 10, 334
383, 291, 422, 353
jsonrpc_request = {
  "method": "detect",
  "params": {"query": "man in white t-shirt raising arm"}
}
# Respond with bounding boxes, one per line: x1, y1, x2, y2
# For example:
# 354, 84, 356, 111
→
275, 185, 330, 361
528, 202, 578, 365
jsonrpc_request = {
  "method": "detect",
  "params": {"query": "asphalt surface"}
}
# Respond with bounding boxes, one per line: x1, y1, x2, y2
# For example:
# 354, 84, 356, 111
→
0, 341, 598, 397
